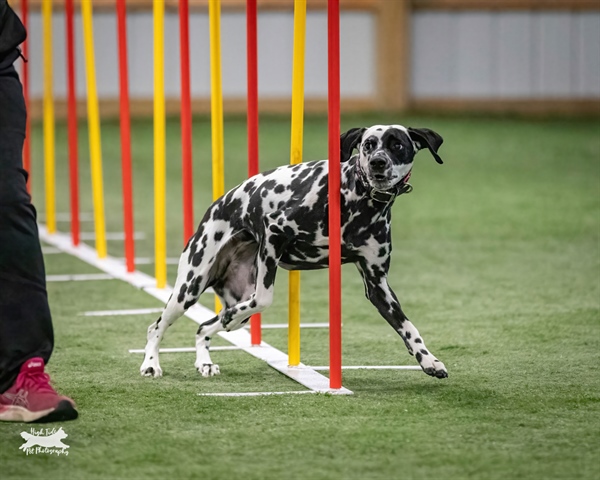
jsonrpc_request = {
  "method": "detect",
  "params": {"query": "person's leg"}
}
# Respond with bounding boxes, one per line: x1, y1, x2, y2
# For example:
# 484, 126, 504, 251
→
0, 64, 54, 393
0, 63, 77, 423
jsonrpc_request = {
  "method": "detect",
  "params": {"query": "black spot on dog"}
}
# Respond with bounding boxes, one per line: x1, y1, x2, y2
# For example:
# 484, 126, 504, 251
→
274, 184, 285, 194
416, 352, 423, 362
190, 276, 203, 296
192, 251, 203, 267
214, 231, 224, 241
184, 299, 197, 310
177, 284, 187, 303
405, 331, 412, 340
420, 349, 429, 355
187, 271, 194, 282
415, 338, 422, 344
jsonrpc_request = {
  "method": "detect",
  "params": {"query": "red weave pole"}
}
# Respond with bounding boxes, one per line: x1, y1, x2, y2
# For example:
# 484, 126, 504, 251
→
328, 0, 342, 389
21, 0, 31, 193
65, 0, 80, 246
116, 0, 135, 272
247, 0, 262, 345
179, 0, 194, 244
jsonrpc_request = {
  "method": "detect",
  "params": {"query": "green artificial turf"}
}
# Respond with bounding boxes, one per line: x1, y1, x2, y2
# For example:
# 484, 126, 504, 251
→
1, 113, 599, 480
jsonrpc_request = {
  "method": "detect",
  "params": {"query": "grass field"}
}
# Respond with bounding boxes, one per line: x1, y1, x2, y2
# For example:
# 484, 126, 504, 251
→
1, 113, 599, 480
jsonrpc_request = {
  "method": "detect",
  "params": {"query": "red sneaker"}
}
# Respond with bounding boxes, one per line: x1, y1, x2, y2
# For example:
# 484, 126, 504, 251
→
0, 357, 78, 423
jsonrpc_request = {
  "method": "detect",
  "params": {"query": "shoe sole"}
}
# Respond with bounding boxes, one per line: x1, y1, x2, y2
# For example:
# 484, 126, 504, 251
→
0, 401, 78, 423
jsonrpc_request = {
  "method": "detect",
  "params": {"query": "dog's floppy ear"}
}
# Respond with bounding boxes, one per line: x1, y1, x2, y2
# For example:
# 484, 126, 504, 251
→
407, 127, 444, 165
340, 127, 366, 163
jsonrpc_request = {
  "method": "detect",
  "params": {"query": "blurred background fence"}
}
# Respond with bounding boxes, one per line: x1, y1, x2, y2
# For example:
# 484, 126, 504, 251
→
10, 0, 600, 118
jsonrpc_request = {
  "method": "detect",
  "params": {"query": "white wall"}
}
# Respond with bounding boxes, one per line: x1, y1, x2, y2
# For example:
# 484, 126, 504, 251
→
411, 11, 600, 98
25, 10, 375, 99
22, 9, 600, 103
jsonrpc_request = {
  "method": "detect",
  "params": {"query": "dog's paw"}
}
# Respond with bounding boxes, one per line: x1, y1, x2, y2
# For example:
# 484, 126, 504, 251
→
419, 356, 448, 379
198, 363, 220, 377
140, 359, 163, 378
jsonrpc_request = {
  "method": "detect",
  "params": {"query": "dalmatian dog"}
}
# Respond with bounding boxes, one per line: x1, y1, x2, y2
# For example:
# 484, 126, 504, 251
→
140, 124, 448, 380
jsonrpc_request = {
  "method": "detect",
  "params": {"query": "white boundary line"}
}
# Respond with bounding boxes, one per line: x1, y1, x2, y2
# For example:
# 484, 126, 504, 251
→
309, 365, 422, 371
47, 273, 115, 282
39, 226, 353, 396
41, 246, 63, 255
82, 307, 164, 317
253, 322, 329, 330
198, 391, 322, 397
128, 346, 242, 353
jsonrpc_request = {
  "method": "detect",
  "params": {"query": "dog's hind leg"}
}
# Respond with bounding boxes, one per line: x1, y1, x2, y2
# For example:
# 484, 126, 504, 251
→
140, 224, 231, 377
194, 239, 258, 377
140, 291, 188, 377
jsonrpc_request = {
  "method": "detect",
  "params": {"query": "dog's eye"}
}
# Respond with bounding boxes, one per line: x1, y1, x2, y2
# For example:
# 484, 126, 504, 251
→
363, 140, 374, 151
392, 142, 403, 151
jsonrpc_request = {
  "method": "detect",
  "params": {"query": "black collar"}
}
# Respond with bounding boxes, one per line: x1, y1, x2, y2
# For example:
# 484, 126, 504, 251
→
354, 162, 413, 204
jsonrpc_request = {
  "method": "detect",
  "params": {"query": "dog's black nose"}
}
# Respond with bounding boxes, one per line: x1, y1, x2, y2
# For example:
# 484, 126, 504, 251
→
369, 157, 387, 171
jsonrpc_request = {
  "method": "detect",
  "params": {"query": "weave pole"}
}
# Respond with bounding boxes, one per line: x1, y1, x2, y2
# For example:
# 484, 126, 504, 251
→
288, 0, 306, 367
179, 0, 194, 244
65, 0, 79, 246
246, 0, 262, 346
116, 0, 135, 272
209, 0, 225, 313
327, 0, 342, 389
42, 0, 55, 234
153, 0, 167, 288
81, 0, 107, 258
21, 0, 31, 193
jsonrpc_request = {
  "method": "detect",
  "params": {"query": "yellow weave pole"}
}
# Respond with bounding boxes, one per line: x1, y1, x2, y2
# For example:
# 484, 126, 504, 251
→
81, 0, 107, 258
153, 0, 167, 288
288, 0, 306, 367
209, 0, 224, 312
42, 0, 55, 233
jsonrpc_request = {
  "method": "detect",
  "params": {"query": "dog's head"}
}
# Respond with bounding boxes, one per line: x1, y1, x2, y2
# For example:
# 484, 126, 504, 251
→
340, 125, 443, 191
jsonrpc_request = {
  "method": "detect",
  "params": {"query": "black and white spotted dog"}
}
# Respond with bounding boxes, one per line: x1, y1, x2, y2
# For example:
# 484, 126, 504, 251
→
140, 124, 448, 380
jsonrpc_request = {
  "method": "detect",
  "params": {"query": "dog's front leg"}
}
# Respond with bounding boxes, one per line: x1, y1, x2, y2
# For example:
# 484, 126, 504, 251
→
356, 261, 448, 379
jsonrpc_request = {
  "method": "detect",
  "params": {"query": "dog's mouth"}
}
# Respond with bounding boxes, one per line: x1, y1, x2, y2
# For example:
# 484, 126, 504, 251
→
372, 173, 388, 182
369, 170, 412, 191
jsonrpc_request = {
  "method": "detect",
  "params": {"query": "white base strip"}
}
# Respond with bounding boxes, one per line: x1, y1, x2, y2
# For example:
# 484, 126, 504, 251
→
218, 329, 353, 395
198, 390, 321, 397
128, 346, 242, 354
47, 273, 115, 282
39, 227, 353, 396
310, 365, 422, 371
80, 231, 146, 241
82, 307, 164, 317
